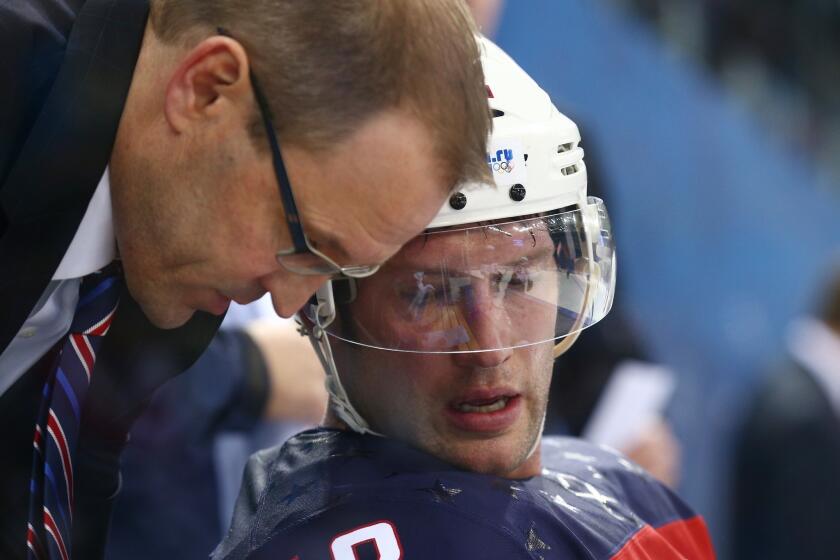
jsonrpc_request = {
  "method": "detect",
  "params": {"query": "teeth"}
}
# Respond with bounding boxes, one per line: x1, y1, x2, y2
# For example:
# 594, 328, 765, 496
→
456, 397, 509, 413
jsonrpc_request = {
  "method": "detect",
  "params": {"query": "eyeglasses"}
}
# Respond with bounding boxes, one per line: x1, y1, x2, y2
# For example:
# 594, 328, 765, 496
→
219, 28, 382, 279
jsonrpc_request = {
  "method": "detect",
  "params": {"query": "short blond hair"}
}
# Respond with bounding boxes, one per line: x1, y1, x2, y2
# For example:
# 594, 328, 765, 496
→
150, 0, 492, 188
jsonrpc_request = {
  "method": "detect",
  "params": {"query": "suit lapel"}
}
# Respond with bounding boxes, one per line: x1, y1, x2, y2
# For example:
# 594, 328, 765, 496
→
0, 0, 149, 353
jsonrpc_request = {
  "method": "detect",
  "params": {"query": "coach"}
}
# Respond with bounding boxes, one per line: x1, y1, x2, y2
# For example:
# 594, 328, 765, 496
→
0, 1, 490, 558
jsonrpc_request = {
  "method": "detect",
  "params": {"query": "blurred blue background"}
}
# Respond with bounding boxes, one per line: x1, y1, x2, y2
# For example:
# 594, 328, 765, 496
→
491, 0, 840, 555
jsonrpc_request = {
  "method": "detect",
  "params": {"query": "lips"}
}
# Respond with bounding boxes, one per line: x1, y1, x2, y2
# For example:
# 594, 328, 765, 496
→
454, 396, 511, 413
446, 390, 522, 433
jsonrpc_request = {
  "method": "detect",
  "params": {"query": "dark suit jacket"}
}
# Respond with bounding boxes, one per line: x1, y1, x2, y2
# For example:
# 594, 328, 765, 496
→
106, 329, 270, 560
0, 1, 222, 558
731, 360, 840, 560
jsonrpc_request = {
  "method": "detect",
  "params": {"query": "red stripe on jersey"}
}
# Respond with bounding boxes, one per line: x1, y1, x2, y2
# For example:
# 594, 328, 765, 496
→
612, 516, 715, 560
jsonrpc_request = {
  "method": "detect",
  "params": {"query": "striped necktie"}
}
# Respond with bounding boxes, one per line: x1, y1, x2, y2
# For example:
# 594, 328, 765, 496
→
25, 266, 121, 560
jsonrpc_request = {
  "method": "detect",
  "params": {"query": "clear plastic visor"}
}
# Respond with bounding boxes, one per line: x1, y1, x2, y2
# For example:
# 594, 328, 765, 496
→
316, 198, 615, 353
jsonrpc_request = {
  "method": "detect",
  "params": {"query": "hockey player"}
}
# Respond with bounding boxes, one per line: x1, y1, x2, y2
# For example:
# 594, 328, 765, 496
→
213, 38, 716, 560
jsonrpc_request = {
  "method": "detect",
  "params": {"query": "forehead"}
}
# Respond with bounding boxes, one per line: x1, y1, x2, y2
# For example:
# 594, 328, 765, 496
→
300, 113, 452, 265
387, 219, 557, 269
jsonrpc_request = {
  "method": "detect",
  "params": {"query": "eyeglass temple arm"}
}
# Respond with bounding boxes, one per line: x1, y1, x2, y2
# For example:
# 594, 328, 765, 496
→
218, 27, 307, 254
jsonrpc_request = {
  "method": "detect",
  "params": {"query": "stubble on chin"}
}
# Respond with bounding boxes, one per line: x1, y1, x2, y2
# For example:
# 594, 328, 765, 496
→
418, 411, 540, 477
138, 298, 195, 329
126, 272, 195, 329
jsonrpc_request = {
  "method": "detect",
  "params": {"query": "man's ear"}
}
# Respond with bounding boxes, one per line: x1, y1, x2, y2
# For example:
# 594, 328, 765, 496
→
163, 36, 251, 133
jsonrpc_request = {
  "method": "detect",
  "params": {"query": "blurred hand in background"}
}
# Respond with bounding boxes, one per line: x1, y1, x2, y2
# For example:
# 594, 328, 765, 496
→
246, 319, 327, 425
622, 416, 682, 488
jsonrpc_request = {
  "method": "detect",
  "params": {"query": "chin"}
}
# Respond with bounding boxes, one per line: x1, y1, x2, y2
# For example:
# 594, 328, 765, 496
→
138, 299, 195, 329
449, 452, 525, 478
122, 271, 195, 329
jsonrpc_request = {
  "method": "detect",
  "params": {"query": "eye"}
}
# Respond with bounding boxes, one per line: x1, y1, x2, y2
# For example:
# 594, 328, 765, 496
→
491, 266, 538, 295
507, 273, 535, 292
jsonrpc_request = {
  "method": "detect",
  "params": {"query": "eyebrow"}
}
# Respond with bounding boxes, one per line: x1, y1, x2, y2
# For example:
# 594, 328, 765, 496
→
309, 230, 352, 261
312, 229, 393, 270
389, 246, 555, 276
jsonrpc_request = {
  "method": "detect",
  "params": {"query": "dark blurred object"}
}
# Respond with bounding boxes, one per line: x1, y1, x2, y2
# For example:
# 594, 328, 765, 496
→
545, 129, 681, 487
105, 316, 326, 560
546, 128, 649, 436
546, 303, 648, 436
105, 329, 269, 560
730, 269, 840, 560
607, 0, 840, 179
703, 0, 840, 105
546, 298, 683, 488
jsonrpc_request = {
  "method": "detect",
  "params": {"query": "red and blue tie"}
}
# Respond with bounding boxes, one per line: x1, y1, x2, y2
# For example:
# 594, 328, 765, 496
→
26, 267, 121, 560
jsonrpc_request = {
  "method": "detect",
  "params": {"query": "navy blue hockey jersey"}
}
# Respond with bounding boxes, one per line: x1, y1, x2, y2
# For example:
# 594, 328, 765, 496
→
213, 429, 714, 559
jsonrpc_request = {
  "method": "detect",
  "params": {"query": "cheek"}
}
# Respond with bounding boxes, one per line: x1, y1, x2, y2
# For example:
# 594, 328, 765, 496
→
335, 347, 407, 420
225, 218, 278, 260
375, 355, 426, 406
220, 180, 284, 257
521, 347, 555, 402
362, 353, 446, 421
211, 228, 279, 280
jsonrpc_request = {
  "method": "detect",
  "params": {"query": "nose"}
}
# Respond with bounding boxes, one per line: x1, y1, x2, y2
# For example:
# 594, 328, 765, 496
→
452, 344, 513, 369
452, 286, 513, 368
261, 270, 330, 318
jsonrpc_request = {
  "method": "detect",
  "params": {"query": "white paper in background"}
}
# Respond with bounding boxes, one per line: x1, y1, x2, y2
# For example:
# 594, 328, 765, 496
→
581, 360, 676, 451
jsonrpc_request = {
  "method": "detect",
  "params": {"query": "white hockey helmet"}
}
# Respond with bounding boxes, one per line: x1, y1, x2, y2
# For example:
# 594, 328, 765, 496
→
301, 37, 616, 433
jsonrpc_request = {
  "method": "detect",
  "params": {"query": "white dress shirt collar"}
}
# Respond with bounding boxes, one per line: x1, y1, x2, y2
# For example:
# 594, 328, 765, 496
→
0, 168, 116, 395
787, 316, 840, 416
53, 168, 116, 280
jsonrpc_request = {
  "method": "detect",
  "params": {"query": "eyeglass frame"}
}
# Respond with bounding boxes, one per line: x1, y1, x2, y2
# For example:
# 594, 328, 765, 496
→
217, 28, 382, 279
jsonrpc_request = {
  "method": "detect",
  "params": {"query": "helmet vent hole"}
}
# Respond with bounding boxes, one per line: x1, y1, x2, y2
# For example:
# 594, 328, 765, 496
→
557, 143, 574, 153
491, 109, 505, 118
560, 164, 579, 176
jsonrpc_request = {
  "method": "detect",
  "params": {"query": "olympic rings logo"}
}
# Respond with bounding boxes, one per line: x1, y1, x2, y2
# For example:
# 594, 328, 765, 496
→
487, 148, 516, 173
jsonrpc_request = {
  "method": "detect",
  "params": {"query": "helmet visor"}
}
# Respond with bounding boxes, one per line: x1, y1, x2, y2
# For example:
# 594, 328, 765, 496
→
317, 198, 615, 353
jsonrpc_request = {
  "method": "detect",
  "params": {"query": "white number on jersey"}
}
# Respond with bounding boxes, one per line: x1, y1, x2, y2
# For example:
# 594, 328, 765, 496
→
330, 521, 402, 560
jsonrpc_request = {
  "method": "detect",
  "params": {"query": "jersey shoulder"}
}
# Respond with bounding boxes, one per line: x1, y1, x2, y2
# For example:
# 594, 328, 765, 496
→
214, 431, 715, 560
540, 437, 715, 560
215, 431, 595, 559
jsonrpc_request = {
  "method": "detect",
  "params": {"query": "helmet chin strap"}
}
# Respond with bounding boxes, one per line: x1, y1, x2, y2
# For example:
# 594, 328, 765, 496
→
300, 284, 383, 436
